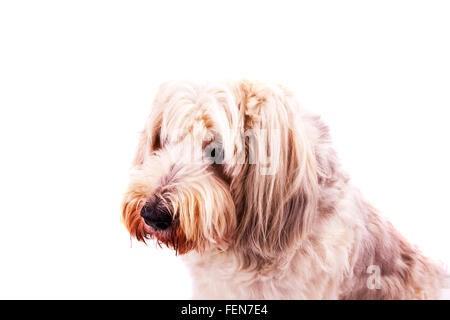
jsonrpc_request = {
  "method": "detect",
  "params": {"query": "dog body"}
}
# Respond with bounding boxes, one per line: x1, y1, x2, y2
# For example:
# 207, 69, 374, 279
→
184, 185, 441, 299
122, 80, 444, 299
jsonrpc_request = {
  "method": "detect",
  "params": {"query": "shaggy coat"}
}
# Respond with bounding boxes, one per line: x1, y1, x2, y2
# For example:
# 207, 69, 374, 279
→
122, 80, 445, 299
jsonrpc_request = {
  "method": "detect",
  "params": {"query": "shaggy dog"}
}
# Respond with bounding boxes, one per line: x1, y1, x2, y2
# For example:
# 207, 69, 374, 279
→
122, 80, 445, 299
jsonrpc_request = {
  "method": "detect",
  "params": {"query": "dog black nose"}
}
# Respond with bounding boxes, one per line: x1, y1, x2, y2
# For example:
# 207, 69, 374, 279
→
140, 203, 172, 230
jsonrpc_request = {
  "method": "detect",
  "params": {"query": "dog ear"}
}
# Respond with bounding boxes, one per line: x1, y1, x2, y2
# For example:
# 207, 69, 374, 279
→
230, 81, 319, 265
132, 83, 171, 166
132, 121, 162, 166
132, 130, 148, 166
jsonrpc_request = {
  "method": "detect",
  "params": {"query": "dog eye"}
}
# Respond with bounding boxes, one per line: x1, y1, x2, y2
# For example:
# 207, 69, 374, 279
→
205, 143, 223, 164
152, 129, 161, 150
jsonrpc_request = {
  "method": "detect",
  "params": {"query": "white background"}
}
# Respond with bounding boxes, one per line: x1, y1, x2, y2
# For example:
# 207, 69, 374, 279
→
0, 1, 449, 299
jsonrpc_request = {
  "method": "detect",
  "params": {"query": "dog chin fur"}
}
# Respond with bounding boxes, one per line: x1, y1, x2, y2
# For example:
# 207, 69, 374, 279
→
122, 80, 446, 299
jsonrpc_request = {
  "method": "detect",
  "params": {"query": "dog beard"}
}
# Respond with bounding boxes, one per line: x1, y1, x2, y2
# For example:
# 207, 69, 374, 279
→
122, 144, 236, 254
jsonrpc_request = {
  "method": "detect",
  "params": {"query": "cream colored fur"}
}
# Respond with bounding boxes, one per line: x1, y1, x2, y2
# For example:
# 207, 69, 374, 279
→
122, 80, 446, 299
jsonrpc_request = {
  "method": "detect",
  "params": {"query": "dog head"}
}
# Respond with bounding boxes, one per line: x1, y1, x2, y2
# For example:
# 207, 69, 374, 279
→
121, 80, 321, 263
